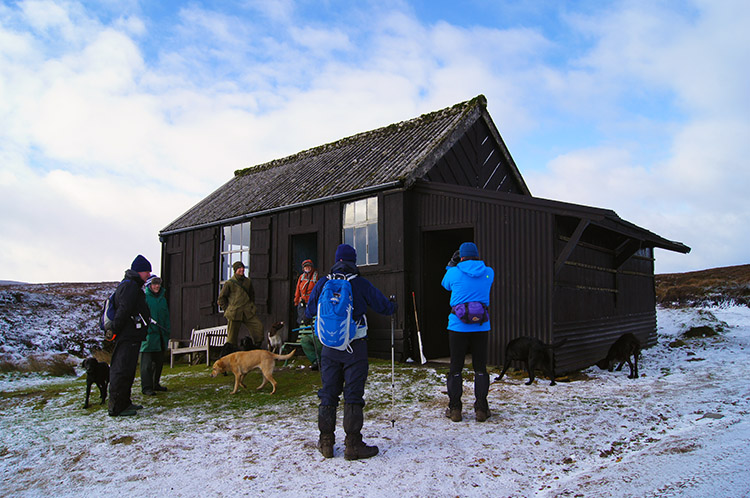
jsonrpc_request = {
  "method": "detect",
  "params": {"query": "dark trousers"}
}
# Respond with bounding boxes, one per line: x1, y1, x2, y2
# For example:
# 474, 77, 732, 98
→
140, 351, 164, 393
108, 339, 140, 415
447, 330, 489, 411
318, 339, 368, 407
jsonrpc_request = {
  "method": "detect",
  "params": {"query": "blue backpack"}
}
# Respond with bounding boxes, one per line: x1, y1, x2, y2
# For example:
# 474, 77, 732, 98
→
316, 274, 358, 351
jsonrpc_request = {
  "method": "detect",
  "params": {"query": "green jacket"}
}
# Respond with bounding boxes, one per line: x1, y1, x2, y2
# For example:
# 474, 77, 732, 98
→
141, 286, 171, 352
217, 274, 257, 320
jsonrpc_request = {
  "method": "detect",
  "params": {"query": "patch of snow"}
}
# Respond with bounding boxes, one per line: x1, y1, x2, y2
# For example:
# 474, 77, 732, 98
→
1, 306, 750, 497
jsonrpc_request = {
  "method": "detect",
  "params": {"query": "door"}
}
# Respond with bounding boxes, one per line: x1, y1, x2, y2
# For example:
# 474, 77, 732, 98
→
420, 228, 474, 359
290, 233, 319, 337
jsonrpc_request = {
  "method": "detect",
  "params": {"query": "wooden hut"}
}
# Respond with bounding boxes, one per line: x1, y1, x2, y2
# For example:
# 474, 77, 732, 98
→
159, 95, 689, 372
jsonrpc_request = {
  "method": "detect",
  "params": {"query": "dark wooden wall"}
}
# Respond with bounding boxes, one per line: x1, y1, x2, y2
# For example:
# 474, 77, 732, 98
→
553, 214, 657, 371
163, 189, 408, 360
407, 182, 553, 367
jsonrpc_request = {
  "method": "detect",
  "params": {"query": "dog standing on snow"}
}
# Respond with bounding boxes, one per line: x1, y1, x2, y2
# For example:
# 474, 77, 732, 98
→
495, 337, 567, 386
597, 333, 641, 379
82, 357, 109, 408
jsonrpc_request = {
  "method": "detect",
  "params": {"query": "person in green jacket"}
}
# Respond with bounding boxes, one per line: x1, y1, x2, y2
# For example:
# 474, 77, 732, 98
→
141, 276, 171, 395
217, 261, 264, 346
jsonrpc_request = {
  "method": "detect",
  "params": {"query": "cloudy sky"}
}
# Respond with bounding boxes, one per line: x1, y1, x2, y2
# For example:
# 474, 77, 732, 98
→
1, 0, 747, 283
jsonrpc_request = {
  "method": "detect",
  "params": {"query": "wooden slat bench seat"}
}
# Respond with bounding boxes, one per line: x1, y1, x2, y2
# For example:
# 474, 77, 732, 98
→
169, 325, 228, 368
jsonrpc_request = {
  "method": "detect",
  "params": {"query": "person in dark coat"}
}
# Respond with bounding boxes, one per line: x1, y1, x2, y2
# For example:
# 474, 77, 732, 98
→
108, 255, 152, 416
305, 244, 397, 460
441, 242, 494, 423
140, 275, 170, 395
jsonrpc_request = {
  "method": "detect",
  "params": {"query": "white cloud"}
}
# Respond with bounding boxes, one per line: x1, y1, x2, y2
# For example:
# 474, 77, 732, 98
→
0, 0, 747, 282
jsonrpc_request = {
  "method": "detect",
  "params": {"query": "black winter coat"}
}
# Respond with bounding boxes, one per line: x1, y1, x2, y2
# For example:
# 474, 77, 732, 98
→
113, 269, 151, 342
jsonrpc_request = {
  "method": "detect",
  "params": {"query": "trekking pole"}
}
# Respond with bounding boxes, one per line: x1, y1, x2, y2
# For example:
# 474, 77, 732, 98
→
390, 306, 396, 428
411, 292, 428, 364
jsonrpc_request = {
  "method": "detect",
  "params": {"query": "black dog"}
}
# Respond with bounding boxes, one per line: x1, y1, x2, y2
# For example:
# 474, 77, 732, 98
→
219, 336, 259, 359
82, 358, 109, 408
495, 337, 567, 386
597, 333, 641, 379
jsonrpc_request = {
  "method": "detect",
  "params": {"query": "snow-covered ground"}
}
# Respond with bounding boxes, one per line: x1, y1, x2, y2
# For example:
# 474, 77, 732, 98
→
1, 306, 750, 497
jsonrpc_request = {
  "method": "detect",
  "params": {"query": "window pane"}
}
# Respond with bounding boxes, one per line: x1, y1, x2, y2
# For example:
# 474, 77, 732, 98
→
344, 203, 354, 225
367, 222, 378, 264
367, 197, 378, 221
223, 226, 231, 252
231, 224, 241, 251
343, 227, 354, 247
242, 222, 251, 248
354, 199, 366, 223
354, 227, 366, 264
221, 255, 231, 281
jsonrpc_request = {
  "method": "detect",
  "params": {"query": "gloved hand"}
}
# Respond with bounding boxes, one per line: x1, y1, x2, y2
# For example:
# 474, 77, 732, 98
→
447, 249, 461, 267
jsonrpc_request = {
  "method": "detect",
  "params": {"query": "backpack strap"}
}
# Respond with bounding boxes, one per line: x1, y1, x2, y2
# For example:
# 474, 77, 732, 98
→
327, 273, 357, 281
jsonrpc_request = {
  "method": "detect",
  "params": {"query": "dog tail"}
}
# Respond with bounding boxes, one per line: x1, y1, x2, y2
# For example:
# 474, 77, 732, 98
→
273, 349, 296, 360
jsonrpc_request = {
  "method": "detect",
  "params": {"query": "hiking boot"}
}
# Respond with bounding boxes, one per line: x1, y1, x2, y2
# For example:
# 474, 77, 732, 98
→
344, 433, 379, 460
110, 408, 137, 417
155, 385, 168, 392
475, 408, 491, 422
318, 433, 335, 458
445, 407, 462, 422
128, 403, 144, 411
318, 405, 336, 458
343, 403, 378, 460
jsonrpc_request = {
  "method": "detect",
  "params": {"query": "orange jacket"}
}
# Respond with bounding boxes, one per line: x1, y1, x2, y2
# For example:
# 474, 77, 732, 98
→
294, 268, 319, 305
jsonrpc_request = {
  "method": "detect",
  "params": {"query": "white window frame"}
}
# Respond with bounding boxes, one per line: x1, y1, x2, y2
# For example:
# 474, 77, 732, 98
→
342, 197, 378, 266
219, 221, 251, 295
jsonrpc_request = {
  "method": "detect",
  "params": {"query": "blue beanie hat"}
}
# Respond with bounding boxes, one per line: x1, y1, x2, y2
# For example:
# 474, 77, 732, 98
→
459, 242, 479, 259
131, 254, 152, 272
334, 244, 357, 263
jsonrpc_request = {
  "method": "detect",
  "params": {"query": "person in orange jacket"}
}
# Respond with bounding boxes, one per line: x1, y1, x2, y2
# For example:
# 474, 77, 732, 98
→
294, 259, 318, 325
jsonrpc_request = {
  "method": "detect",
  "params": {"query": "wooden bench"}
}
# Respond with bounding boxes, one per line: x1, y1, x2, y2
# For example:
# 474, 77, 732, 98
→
169, 325, 228, 368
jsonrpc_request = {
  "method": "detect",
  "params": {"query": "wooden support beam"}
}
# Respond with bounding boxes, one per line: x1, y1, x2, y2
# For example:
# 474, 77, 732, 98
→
554, 219, 590, 276
614, 239, 642, 269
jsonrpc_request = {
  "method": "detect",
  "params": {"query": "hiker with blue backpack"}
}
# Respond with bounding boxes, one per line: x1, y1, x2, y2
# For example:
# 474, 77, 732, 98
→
305, 243, 397, 460
441, 242, 494, 423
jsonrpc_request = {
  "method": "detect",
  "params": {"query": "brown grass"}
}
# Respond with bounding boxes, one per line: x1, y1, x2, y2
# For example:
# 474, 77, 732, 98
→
656, 264, 750, 307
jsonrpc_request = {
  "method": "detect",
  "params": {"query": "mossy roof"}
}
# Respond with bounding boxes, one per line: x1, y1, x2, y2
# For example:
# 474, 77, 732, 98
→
162, 95, 492, 234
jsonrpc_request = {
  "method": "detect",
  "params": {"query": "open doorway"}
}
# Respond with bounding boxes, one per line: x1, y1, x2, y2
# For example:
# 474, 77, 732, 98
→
420, 227, 474, 359
290, 233, 318, 338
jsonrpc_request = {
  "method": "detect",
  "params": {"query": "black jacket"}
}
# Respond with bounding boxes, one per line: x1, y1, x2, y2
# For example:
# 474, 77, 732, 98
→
113, 269, 151, 342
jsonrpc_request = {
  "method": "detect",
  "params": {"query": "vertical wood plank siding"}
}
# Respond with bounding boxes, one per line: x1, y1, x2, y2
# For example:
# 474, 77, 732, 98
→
412, 185, 553, 366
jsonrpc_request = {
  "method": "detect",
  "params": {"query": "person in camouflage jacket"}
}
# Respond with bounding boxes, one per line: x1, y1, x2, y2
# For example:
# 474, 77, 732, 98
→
217, 261, 263, 346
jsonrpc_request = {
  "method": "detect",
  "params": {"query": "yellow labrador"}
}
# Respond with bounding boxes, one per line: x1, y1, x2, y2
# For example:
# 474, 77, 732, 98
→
210, 349, 296, 394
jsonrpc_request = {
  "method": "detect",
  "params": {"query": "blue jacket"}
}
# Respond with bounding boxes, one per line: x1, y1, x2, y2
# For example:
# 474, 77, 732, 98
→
441, 260, 494, 332
306, 260, 396, 339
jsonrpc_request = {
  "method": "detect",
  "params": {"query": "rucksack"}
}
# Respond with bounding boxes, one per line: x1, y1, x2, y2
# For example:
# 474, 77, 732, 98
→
316, 273, 358, 351
99, 291, 117, 340
452, 301, 489, 324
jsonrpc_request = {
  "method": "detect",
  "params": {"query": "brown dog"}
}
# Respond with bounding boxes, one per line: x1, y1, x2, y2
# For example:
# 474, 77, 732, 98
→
210, 349, 296, 394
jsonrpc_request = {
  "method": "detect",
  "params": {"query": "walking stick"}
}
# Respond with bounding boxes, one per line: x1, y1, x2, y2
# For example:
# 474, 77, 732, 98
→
390, 307, 396, 428
411, 292, 428, 365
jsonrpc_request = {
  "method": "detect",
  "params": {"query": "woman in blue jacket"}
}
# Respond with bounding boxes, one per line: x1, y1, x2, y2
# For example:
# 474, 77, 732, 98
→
441, 242, 494, 423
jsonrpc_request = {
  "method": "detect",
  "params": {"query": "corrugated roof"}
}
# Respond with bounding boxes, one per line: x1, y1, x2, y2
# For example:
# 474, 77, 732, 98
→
161, 95, 489, 234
